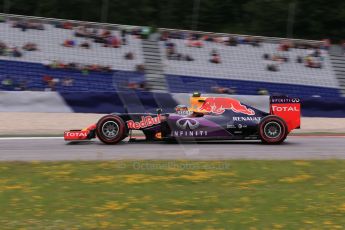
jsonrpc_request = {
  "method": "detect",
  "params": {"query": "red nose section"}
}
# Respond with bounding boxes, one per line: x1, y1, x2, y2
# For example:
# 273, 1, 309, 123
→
199, 97, 255, 115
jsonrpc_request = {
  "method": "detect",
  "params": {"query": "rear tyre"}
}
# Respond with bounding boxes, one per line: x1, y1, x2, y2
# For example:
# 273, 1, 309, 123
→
96, 115, 126, 144
259, 116, 288, 144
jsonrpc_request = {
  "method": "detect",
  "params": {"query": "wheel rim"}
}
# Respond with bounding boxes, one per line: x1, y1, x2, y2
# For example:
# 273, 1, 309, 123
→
101, 121, 119, 139
263, 121, 281, 139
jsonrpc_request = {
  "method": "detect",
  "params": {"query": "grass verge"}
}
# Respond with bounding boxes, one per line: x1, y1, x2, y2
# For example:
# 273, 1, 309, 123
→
1, 160, 345, 229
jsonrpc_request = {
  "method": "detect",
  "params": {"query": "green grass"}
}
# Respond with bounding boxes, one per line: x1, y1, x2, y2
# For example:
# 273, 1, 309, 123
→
1, 160, 345, 229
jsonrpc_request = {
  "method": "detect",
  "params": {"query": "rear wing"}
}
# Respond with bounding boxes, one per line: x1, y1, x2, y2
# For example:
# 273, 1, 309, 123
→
270, 96, 301, 132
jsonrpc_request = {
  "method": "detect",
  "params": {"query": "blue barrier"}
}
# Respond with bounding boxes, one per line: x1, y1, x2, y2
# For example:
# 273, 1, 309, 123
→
166, 74, 341, 99
60, 91, 177, 114
60, 91, 345, 117
301, 98, 345, 117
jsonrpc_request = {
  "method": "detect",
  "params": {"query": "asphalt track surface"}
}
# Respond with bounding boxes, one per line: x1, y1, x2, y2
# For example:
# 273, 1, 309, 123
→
0, 136, 344, 161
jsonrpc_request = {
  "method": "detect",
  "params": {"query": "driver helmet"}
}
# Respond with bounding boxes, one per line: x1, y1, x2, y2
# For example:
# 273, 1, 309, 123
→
175, 105, 189, 115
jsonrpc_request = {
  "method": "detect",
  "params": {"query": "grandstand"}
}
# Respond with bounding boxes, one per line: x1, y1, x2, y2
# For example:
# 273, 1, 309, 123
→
0, 13, 343, 98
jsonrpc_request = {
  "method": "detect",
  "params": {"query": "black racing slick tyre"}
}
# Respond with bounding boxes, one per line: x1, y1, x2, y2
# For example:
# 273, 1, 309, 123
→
96, 115, 126, 145
259, 115, 288, 145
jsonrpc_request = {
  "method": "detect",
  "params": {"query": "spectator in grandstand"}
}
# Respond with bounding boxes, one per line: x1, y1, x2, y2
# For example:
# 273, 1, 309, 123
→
62, 39, 76, 47
265, 58, 280, 71
75, 25, 91, 37
184, 54, 194, 61
13, 20, 28, 31
80, 41, 91, 49
100, 28, 112, 38
186, 37, 203, 48
42, 75, 54, 91
272, 53, 289, 62
227, 36, 238, 46
257, 88, 269, 95
211, 86, 236, 94
124, 52, 134, 60
131, 27, 143, 38
57, 21, 73, 30
160, 31, 169, 41
136, 64, 145, 73
22, 42, 38, 51
165, 41, 177, 59
251, 37, 262, 47
17, 79, 29, 91
305, 56, 322, 68
1, 77, 13, 90
62, 77, 74, 87
263, 53, 270, 60
210, 49, 221, 64
121, 29, 127, 45
127, 81, 147, 90
296, 56, 303, 63
102, 35, 121, 48
11, 47, 22, 57
110, 36, 121, 48
321, 39, 331, 50
303, 48, 324, 68
244, 36, 261, 47
12, 20, 44, 31
29, 21, 44, 30
279, 40, 292, 51
0, 41, 7, 55
85, 64, 111, 72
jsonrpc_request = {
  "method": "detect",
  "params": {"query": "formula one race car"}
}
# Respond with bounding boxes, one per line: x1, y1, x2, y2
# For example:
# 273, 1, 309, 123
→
64, 93, 301, 144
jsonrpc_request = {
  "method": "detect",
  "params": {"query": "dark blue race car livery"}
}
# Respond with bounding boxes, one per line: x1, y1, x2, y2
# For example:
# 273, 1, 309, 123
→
64, 93, 301, 144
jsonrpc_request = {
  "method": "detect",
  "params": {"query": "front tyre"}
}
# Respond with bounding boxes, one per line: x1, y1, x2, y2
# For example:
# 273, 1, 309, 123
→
259, 115, 288, 144
96, 115, 126, 144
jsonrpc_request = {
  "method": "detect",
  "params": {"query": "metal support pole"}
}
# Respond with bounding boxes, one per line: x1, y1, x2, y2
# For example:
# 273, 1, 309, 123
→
286, 2, 296, 38
191, 0, 201, 31
3, 0, 10, 13
101, 0, 109, 23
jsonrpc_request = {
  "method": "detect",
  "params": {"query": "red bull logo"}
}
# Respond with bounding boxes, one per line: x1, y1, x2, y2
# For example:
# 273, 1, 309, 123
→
199, 97, 255, 115
126, 115, 161, 129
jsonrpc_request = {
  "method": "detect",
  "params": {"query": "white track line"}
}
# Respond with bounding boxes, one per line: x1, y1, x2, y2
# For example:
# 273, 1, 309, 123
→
0, 137, 63, 140
0, 136, 344, 141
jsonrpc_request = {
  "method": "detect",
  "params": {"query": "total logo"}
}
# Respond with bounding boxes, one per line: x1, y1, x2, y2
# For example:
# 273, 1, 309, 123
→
126, 115, 161, 129
272, 106, 299, 112
64, 131, 88, 137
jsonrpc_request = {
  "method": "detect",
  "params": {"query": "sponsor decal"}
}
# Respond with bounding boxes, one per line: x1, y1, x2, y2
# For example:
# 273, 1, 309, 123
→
272, 106, 299, 112
171, 130, 208, 137
237, 124, 247, 129
199, 97, 255, 115
176, 118, 200, 130
155, 132, 162, 139
126, 115, 161, 129
271, 98, 300, 103
233, 117, 262, 122
227, 123, 236, 129
173, 118, 207, 137
64, 131, 88, 138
